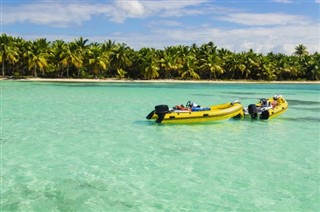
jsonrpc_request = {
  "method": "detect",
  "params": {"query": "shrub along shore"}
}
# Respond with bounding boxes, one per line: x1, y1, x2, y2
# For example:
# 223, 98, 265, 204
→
1, 34, 319, 81
1, 77, 319, 84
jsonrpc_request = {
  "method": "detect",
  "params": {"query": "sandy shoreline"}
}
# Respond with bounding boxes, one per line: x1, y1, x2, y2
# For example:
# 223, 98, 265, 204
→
1, 77, 319, 84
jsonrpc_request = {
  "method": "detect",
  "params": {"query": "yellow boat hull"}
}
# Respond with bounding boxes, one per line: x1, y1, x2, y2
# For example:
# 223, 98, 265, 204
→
264, 96, 288, 119
147, 102, 244, 124
244, 96, 288, 120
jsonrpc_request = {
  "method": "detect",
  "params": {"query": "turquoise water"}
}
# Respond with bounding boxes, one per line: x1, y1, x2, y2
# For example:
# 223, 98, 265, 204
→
1, 81, 320, 211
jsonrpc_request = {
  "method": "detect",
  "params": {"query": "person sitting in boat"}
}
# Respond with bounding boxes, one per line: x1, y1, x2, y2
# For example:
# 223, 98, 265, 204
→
174, 104, 191, 111
271, 95, 278, 108
191, 102, 207, 111
191, 103, 201, 108
259, 98, 269, 107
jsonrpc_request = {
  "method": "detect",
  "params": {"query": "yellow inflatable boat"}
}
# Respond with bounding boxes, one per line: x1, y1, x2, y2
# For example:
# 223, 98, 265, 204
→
146, 100, 244, 123
244, 95, 288, 120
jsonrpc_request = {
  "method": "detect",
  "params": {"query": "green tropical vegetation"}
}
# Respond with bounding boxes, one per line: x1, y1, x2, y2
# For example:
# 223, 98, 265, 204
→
0, 33, 319, 80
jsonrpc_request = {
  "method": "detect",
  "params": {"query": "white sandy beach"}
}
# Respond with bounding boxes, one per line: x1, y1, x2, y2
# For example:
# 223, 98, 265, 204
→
1, 77, 319, 84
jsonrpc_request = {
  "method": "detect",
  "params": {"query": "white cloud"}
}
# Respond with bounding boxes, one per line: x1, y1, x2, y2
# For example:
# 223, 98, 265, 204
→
22, 22, 318, 55
3, 2, 112, 27
143, 0, 208, 12
315, 0, 320, 3
217, 13, 311, 26
149, 20, 182, 27
3, 0, 209, 26
270, 0, 293, 3
117, 24, 319, 54
116, 0, 145, 16
211, 25, 319, 54
110, 0, 209, 22
111, 0, 146, 23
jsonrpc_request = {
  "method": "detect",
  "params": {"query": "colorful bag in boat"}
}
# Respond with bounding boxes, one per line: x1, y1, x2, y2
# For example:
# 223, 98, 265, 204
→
191, 107, 211, 111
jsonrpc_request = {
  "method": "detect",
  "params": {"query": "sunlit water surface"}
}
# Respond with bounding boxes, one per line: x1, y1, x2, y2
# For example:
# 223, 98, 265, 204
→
1, 81, 319, 211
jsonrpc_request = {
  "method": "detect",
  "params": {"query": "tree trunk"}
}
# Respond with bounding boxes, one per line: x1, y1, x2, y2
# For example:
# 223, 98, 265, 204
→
67, 65, 69, 78
34, 67, 37, 78
2, 61, 5, 76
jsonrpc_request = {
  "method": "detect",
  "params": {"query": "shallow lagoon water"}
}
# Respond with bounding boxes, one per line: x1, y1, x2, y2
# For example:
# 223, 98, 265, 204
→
1, 81, 320, 211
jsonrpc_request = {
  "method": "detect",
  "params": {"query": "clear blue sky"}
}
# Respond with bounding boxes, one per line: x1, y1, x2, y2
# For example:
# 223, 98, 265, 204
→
1, 0, 319, 54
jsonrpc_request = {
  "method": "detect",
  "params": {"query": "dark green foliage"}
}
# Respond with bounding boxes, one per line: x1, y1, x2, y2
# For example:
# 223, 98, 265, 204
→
0, 34, 318, 81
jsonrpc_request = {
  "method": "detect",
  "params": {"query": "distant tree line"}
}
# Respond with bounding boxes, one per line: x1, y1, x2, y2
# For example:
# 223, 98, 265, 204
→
0, 33, 319, 80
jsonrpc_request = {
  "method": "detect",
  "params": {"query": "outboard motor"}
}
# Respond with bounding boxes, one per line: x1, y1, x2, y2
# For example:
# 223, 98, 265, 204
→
154, 105, 169, 123
146, 110, 155, 119
248, 104, 258, 119
260, 110, 270, 120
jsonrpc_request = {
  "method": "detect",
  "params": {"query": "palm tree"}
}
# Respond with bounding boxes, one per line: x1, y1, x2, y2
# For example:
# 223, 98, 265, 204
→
294, 44, 309, 57
0, 34, 19, 76
74, 37, 88, 49
180, 54, 200, 80
86, 44, 110, 78
143, 59, 159, 79
61, 42, 82, 77
25, 39, 49, 77
101, 40, 116, 52
49, 40, 67, 77
13, 37, 29, 76
223, 53, 246, 79
110, 43, 132, 77
160, 47, 182, 79
260, 57, 276, 81
299, 54, 320, 80
270, 54, 297, 80
243, 50, 262, 80
138, 48, 160, 79
73, 37, 89, 77
199, 53, 224, 79
199, 42, 217, 59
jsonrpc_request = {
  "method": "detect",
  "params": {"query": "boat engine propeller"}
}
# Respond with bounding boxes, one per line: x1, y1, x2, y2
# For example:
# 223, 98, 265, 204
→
248, 104, 258, 119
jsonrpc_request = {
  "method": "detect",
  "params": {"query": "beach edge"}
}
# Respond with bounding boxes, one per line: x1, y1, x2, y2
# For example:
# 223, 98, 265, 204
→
1, 77, 319, 84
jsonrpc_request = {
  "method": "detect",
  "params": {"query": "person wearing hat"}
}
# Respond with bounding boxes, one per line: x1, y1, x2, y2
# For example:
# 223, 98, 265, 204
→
271, 95, 278, 108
